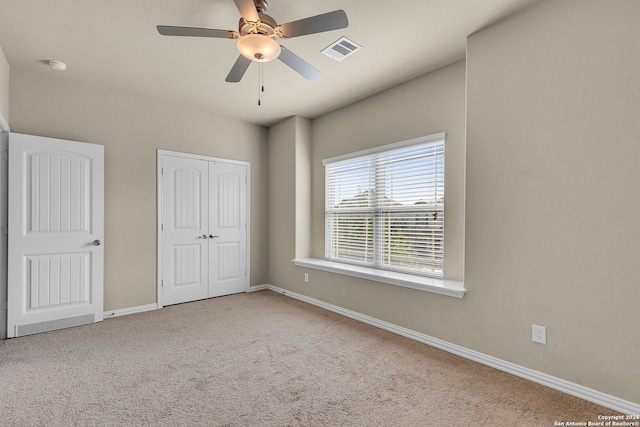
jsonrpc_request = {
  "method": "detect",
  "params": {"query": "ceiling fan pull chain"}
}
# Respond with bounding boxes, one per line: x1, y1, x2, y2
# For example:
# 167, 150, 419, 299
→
258, 59, 265, 106
258, 60, 261, 106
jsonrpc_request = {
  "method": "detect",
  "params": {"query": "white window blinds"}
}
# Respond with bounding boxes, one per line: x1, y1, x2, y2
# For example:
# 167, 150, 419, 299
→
324, 133, 445, 278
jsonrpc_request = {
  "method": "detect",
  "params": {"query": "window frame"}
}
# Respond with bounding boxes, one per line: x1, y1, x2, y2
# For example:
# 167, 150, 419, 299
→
323, 132, 446, 280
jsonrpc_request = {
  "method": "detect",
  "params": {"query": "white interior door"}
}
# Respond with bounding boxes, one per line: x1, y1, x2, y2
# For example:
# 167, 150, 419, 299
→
161, 155, 209, 306
159, 151, 249, 306
209, 162, 247, 298
8, 133, 104, 338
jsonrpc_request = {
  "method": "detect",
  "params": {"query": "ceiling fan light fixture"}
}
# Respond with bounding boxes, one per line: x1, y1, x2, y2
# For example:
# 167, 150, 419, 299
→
237, 34, 281, 62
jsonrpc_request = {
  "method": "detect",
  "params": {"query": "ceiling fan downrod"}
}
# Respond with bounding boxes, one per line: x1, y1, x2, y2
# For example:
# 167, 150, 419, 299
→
253, 0, 268, 14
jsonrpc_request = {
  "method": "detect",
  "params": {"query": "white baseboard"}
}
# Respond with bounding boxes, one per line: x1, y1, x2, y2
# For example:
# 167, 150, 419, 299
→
103, 303, 158, 319
248, 284, 269, 292
263, 284, 640, 415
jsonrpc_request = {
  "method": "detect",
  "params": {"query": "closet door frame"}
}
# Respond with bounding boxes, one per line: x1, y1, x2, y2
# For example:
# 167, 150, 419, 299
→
156, 149, 251, 308
0, 115, 8, 339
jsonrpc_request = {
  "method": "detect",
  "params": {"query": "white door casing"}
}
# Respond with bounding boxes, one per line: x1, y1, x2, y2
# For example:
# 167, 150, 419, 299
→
8, 133, 104, 338
0, 115, 8, 340
158, 150, 249, 307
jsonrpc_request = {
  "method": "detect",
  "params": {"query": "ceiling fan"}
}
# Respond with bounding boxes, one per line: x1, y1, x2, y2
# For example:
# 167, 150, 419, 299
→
157, 0, 348, 83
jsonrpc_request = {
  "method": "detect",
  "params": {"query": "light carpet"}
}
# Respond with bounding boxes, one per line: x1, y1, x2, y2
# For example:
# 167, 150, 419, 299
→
0, 290, 618, 426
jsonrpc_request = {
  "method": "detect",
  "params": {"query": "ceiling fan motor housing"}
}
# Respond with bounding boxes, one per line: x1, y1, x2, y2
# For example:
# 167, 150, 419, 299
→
238, 13, 278, 36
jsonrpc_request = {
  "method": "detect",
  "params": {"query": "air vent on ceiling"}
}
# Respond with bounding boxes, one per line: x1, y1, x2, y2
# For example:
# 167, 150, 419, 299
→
321, 36, 362, 62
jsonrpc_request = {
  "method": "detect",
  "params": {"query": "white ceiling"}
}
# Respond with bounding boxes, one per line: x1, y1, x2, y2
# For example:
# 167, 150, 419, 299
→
0, 0, 538, 127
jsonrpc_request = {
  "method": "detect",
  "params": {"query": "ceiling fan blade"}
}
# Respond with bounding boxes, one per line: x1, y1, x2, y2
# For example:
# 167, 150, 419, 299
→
225, 55, 252, 82
233, 0, 259, 22
277, 10, 348, 39
278, 46, 320, 81
157, 25, 235, 39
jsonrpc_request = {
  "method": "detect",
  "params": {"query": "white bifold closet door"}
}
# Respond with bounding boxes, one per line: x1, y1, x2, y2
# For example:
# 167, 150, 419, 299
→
7, 133, 104, 338
161, 154, 248, 306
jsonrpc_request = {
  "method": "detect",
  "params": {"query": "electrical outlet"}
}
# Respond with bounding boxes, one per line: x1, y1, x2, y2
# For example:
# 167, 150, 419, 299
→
304, 272, 309, 283
532, 324, 547, 344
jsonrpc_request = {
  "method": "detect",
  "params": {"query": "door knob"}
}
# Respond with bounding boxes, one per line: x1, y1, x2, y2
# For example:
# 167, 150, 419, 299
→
209, 235, 219, 239
93, 240, 102, 246
197, 235, 208, 239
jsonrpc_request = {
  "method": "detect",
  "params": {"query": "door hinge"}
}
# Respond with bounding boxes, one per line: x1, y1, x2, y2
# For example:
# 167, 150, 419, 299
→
1, 300, 7, 311
1, 150, 8, 161
1, 225, 7, 235
161, 280, 164, 288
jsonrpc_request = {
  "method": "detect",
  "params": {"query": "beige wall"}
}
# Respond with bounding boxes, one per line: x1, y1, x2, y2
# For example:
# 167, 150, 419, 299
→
294, 117, 312, 259
0, 44, 9, 122
268, 60, 467, 334
268, 0, 640, 406
267, 117, 296, 283
466, 0, 640, 403
9, 71, 268, 311
311, 61, 467, 281
267, 116, 312, 283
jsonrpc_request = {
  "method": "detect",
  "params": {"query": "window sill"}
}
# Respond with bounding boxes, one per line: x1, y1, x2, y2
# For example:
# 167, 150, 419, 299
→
292, 258, 467, 298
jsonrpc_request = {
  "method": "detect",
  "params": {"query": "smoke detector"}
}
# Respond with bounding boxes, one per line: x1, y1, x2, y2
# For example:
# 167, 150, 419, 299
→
48, 60, 67, 71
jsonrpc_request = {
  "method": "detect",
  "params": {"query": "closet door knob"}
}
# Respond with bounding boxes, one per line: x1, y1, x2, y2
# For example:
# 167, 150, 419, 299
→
209, 235, 219, 239
197, 234, 208, 239
93, 240, 102, 246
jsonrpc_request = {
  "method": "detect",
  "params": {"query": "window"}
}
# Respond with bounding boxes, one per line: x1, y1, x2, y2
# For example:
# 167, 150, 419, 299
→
324, 133, 445, 279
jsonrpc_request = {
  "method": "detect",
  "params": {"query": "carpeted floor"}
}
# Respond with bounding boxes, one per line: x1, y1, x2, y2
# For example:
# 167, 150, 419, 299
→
0, 290, 619, 426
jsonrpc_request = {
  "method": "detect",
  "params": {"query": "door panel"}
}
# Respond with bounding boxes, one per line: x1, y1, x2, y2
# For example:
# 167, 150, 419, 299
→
209, 162, 247, 298
217, 172, 240, 228
8, 133, 104, 338
26, 253, 90, 309
28, 152, 90, 232
173, 244, 202, 287
216, 242, 240, 280
173, 167, 203, 229
161, 156, 209, 305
